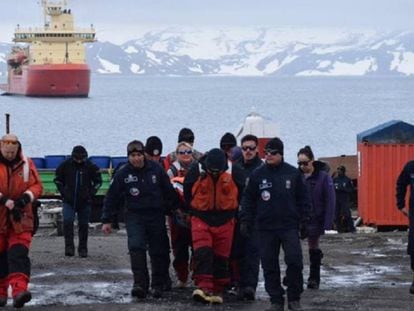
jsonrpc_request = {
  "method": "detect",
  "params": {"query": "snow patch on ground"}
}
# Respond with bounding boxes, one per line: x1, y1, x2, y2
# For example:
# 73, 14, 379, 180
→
97, 56, 121, 74
130, 63, 142, 74
297, 57, 377, 76
146, 51, 160, 64
124, 46, 138, 54
390, 52, 414, 75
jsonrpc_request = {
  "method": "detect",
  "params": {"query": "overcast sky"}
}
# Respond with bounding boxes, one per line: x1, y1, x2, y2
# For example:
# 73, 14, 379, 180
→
1, 0, 413, 43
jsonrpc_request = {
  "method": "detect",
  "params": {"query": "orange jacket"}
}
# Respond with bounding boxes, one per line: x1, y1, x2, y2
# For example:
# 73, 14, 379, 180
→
0, 154, 43, 234
191, 171, 238, 212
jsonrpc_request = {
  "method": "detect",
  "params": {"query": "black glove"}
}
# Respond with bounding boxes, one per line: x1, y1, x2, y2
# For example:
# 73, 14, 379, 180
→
240, 222, 251, 238
299, 222, 308, 240
14, 193, 31, 210
12, 208, 22, 222
0, 195, 9, 205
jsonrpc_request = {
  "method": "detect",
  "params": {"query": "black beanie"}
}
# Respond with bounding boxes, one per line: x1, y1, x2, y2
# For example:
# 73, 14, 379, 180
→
178, 128, 194, 143
127, 140, 145, 155
220, 132, 237, 150
265, 138, 284, 155
145, 136, 163, 156
71, 145, 88, 159
205, 148, 227, 172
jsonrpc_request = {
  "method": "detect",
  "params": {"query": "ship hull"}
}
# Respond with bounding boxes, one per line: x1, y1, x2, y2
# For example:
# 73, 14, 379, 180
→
6, 64, 90, 97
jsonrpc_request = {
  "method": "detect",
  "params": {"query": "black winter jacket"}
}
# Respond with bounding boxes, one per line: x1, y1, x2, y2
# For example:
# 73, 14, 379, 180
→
232, 155, 264, 203
101, 160, 179, 223
396, 160, 414, 220
54, 158, 102, 208
240, 160, 310, 231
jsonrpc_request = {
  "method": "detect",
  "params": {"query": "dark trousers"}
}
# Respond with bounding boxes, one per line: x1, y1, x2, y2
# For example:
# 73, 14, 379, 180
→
125, 212, 171, 289
409, 222, 414, 270
335, 195, 355, 233
258, 229, 303, 305
240, 229, 260, 289
63, 203, 91, 225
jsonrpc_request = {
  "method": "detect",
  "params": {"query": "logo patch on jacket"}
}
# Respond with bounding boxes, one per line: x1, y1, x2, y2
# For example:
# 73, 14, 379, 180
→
259, 179, 272, 190
286, 179, 291, 189
124, 174, 138, 184
151, 174, 157, 184
130, 187, 140, 196
261, 190, 271, 201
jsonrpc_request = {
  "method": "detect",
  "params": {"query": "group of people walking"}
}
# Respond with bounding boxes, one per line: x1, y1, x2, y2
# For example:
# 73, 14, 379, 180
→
96, 128, 338, 311
0, 128, 412, 310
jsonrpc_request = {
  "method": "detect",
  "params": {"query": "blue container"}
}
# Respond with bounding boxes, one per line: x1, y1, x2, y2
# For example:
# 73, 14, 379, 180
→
111, 156, 128, 170
89, 156, 111, 169
44, 155, 66, 169
31, 157, 45, 169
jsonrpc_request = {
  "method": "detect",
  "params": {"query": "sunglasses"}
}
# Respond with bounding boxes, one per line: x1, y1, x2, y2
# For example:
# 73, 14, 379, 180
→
265, 149, 280, 156
297, 161, 310, 166
178, 149, 192, 155
242, 145, 256, 151
2, 140, 18, 145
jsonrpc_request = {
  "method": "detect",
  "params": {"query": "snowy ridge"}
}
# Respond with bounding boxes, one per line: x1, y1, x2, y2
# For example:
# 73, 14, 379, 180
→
0, 27, 413, 76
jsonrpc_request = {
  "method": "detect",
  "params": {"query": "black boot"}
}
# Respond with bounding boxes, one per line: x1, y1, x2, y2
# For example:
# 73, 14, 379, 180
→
0, 297, 6, 307
150, 254, 170, 298
308, 249, 323, 289
130, 250, 149, 299
13, 291, 31, 308
410, 274, 414, 294
78, 224, 89, 258
63, 223, 75, 257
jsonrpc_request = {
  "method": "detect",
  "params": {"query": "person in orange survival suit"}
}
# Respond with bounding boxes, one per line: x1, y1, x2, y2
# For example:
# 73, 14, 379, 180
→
184, 148, 238, 304
0, 134, 43, 308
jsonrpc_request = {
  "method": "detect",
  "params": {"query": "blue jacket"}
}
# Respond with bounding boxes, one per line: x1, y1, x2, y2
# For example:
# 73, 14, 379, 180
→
303, 161, 335, 236
101, 159, 178, 223
240, 160, 310, 231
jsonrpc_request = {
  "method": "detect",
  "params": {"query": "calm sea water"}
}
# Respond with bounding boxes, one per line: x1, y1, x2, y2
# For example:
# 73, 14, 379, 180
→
0, 76, 413, 164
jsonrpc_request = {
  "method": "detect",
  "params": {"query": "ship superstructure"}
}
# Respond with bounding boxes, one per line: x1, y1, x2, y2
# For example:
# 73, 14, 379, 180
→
1, 0, 96, 97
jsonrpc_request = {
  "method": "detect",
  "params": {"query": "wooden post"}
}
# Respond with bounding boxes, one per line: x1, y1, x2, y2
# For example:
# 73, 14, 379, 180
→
5, 113, 10, 134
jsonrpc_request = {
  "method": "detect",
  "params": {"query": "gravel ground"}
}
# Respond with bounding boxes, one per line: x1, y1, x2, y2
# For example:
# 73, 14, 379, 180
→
4, 227, 414, 311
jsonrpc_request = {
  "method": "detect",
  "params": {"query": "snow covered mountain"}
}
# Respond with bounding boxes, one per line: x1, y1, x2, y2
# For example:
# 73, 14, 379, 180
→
1, 27, 413, 76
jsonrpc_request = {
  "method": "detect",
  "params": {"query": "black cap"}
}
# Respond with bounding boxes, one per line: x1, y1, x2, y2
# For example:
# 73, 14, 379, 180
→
72, 145, 88, 160
205, 148, 227, 172
220, 132, 237, 150
127, 140, 145, 155
178, 128, 194, 144
145, 136, 163, 156
265, 138, 284, 155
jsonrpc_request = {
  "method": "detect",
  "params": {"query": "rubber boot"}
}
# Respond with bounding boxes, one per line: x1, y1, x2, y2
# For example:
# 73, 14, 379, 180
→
63, 223, 75, 257
78, 224, 89, 258
308, 249, 323, 289
130, 250, 149, 299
